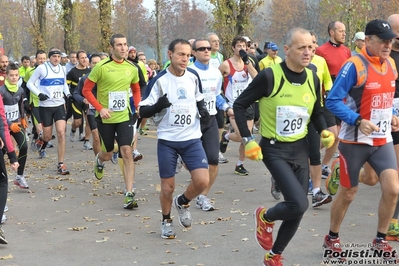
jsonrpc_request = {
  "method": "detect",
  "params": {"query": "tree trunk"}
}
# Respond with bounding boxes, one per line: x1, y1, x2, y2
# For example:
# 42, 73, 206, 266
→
99, 0, 112, 53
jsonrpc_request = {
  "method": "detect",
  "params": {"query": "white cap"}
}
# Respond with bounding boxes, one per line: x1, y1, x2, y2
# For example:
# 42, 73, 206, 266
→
242, 36, 251, 43
352, 32, 365, 42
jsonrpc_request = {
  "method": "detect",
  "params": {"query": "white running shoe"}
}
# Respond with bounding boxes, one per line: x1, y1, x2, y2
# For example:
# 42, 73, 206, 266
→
172, 195, 192, 228
14, 175, 29, 189
83, 141, 93, 150
196, 195, 215, 211
1, 214, 6, 224
161, 219, 176, 239
175, 155, 184, 174
70, 130, 76, 142
218, 152, 228, 164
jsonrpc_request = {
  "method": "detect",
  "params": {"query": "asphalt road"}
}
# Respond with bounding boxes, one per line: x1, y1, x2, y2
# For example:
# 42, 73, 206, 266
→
0, 123, 397, 266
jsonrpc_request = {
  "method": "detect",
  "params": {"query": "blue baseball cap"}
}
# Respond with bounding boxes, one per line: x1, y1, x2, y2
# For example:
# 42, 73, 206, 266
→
267, 42, 279, 51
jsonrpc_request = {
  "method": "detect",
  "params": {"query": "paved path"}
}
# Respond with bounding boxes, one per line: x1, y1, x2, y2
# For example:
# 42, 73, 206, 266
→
1, 124, 398, 265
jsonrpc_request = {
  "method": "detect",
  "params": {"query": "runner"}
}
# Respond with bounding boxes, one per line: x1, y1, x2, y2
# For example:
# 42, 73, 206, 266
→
82, 33, 141, 209
233, 27, 334, 266
139, 39, 210, 239
323, 19, 399, 262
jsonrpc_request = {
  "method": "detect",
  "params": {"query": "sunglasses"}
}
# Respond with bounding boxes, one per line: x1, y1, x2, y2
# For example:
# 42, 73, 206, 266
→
196, 46, 212, 52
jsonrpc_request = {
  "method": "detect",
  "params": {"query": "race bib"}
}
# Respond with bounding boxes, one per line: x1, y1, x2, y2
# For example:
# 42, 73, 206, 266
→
168, 103, 196, 127
369, 108, 392, 138
232, 82, 247, 101
203, 91, 215, 112
276, 106, 309, 137
48, 86, 63, 99
393, 98, 399, 116
4, 104, 19, 121
108, 91, 127, 111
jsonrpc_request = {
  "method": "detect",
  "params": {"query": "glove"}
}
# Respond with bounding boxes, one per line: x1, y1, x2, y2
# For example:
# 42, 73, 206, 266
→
10, 123, 21, 133
155, 93, 172, 112
199, 109, 210, 127
20, 118, 28, 129
38, 93, 49, 101
245, 140, 263, 161
239, 49, 249, 65
321, 130, 335, 148
67, 94, 74, 103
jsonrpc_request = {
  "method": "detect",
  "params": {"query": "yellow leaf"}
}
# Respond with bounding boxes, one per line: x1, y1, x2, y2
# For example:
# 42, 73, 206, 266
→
0, 254, 13, 260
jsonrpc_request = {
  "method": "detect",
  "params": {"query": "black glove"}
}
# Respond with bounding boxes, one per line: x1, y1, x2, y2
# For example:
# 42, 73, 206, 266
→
199, 108, 210, 127
239, 49, 249, 65
38, 93, 49, 101
67, 94, 74, 103
155, 93, 172, 112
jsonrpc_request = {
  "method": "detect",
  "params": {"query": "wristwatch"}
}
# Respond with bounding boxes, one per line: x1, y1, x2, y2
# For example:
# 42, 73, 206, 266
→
355, 116, 363, 127
242, 136, 255, 145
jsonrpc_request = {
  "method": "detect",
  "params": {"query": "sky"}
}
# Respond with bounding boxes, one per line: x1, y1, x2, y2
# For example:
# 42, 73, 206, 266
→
142, 0, 154, 12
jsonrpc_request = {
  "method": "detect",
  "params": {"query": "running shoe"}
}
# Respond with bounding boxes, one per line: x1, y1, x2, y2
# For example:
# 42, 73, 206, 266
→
323, 235, 344, 260
161, 219, 176, 239
218, 152, 228, 164
196, 195, 214, 211
4, 206, 8, 212
139, 128, 148, 136
371, 238, 398, 261
270, 177, 281, 200
83, 141, 93, 150
111, 152, 118, 164
321, 164, 331, 179
123, 192, 138, 209
46, 141, 54, 148
387, 222, 399, 238
326, 159, 340, 196
312, 190, 332, 208
0, 226, 7, 244
235, 164, 249, 176
263, 252, 283, 266
1, 214, 6, 224
39, 149, 47, 159
70, 130, 76, 142
79, 133, 85, 141
133, 149, 143, 162
14, 175, 29, 189
94, 153, 104, 180
57, 164, 70, 175
254, 207, 274, 251
31, 138, 43, 152
219, 130, 229, 153
172, 195, 192, 228
333, 151, 340, 158
175, 155, 184, 174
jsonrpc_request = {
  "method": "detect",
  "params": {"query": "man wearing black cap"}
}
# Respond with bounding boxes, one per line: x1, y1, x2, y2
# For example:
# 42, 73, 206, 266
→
323, 19, 399, 262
